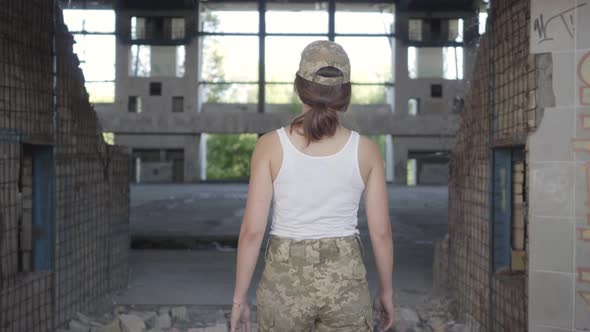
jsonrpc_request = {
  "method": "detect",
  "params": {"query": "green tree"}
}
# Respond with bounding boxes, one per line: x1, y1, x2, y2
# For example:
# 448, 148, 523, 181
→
201, 12, 227, 102
206, 133, 258, 180
202, 12, 257, 180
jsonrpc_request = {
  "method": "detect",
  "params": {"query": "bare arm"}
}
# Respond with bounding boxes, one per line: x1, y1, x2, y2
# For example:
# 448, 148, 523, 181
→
364, 141, 394, 297
232, 134, 274, 304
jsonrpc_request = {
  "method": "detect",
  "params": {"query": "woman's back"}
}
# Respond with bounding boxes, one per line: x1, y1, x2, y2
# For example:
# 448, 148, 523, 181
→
230, 40, 393, 332
269, 125, 365, 239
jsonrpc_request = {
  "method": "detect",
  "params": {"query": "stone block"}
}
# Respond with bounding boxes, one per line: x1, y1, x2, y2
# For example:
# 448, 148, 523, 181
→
69, 320, 90, 332
154, 313, 171, 329
128, 311, 156, 327
511, 250, 527, 271
120, 314, 146, 332
100, 319, 122, 332
170, 306, 187, 321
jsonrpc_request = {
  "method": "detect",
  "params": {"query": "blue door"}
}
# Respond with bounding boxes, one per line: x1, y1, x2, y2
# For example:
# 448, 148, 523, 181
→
492, 149, 512, 272
32, 145, 54, 271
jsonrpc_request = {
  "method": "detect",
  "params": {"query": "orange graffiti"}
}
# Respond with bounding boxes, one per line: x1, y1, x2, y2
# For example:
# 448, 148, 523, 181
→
572, 139, 590, 153
580, 291, 590, 308
579, 228, 590, 241
579, 268, 590, 284
579, 114, 590, 129
580, 51, 590, 105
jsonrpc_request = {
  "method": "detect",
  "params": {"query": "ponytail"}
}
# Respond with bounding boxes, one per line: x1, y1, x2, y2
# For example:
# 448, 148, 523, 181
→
290, 67, 352, 146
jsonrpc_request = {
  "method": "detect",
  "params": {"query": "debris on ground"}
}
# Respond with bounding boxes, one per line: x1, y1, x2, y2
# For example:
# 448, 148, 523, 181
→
56, 292, 469, 332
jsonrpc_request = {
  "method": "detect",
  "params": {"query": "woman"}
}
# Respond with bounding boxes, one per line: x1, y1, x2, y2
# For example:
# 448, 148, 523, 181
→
230, 40, 394, 332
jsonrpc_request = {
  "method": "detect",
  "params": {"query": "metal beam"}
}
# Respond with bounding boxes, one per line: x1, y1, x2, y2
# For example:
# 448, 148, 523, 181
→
258, 0, 266, 113
328, 0, 335, 41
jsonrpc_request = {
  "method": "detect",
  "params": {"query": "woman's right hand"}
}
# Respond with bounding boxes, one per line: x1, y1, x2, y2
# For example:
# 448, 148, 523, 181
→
372, 291, 394, 331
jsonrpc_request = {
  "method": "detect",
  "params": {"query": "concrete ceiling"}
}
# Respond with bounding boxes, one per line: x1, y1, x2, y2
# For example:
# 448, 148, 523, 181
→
61, 0, 481, 11
395, 0, 480, 11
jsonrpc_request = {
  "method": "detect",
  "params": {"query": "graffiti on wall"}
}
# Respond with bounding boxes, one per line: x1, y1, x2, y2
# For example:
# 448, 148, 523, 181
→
531, 1, 587, 53
572, 110, 590, 311
533, 3, 585, 44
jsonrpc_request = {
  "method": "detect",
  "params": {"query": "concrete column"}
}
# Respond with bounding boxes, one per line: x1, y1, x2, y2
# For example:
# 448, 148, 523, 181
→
385, 134, 394, 182
183, 134, 200, 182
528, 1, 590, 331
115, 11, 131, 111
393, 138, 408, 185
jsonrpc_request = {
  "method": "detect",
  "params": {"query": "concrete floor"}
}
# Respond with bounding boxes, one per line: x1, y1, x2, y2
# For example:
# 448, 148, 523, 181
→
114, 184, 448, 307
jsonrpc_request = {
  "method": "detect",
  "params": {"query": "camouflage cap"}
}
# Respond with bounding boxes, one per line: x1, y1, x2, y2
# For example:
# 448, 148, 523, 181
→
297, 40, 351, 86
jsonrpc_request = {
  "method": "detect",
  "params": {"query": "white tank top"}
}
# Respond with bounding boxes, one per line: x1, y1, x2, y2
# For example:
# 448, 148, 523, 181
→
269, 126, 365, 240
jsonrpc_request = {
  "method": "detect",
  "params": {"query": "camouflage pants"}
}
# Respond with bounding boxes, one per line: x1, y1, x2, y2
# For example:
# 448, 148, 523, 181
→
255, 234, 373, 331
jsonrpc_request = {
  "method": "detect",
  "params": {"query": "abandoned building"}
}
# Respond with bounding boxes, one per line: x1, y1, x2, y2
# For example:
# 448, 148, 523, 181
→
0, 1, 130, 331
87, 0, 476, 185
436, 0, 590, 331
1, 0, 589, 331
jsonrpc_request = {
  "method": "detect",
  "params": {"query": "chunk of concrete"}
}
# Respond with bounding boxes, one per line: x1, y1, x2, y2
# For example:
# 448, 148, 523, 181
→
69, 320, 90, 332
154, 313, 171, 329
171, 306, 188, 321
99, 319, 122, 332
120, 314, 146, 332
128, 310, 156, 327
397, 307, 420, 324
157, 307, 170, 316
428, 318, 447, 332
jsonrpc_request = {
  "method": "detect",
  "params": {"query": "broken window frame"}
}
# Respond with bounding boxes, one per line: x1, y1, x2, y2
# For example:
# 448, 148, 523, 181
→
407, 46, 464, 80
172, 96, 185, 113
62, 9, 116, 103
197, 1, 396, 113
129, 45, 186, 78
128, 96, 142, 113
408, 98, 419, 115
131, 16, 187, 41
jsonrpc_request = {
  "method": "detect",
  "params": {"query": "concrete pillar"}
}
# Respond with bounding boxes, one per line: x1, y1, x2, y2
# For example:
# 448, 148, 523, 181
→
199, 133, 207, 180
183, 134, 200, 182
385, 135, 394, 182
393, 138, 408, 185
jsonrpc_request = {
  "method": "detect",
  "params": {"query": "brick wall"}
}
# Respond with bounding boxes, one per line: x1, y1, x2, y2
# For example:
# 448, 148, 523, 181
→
443, 0, 537, 330
0, 1, 130, 331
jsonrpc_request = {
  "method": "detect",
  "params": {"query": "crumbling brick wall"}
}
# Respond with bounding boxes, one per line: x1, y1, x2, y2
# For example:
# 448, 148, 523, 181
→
445, 0, 536, 330
0, 1, 130, 331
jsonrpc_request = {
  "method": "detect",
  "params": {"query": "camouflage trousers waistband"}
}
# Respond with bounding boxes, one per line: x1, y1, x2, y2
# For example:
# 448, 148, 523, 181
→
263, 234, 364, 265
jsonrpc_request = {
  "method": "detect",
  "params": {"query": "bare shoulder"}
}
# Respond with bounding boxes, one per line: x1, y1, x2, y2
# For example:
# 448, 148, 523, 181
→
252, 129, 281, 159
357, 134, 384, 186
358, 134, 383, 165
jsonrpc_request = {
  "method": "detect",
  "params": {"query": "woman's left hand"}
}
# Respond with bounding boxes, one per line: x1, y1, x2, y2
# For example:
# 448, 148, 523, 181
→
230, 301, 252, 332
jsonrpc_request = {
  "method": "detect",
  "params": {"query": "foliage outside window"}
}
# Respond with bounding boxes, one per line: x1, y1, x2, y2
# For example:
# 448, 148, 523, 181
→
206, 134, 258, 180
199, 2, 395, 179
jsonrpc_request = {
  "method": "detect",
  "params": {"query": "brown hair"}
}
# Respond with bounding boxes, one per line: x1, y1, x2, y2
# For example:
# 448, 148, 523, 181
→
289, 66, 351, 146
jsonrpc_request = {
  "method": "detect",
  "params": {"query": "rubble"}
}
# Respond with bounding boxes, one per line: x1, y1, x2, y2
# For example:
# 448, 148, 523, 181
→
120, 314, 146, 332
58, 293, 469, 332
